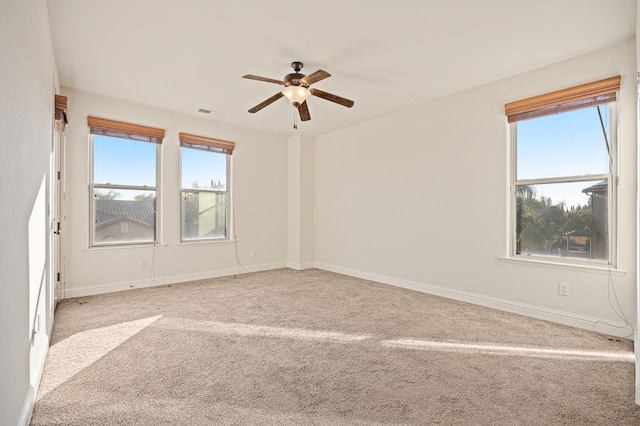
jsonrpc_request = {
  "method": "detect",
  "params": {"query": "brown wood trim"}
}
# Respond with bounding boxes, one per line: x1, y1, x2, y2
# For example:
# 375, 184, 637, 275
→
55, 94, 67, 112
87, 116, 165, 143
505, 76, 621, 120
179, 132, 235, 154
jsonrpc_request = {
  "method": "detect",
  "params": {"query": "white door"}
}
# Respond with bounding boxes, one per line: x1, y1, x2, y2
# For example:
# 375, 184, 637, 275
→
49, 116, 64, 315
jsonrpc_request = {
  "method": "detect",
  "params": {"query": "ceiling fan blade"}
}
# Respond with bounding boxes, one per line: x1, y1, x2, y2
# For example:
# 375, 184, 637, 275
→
301, 70, 331, 86
298, 101, 311, 121
242, 74, 284, 85
248, 92, 284, 113
310, 88, 354, 108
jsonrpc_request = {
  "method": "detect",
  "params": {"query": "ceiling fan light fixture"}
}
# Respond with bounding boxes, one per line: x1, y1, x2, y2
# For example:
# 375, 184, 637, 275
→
282, 85, 311, 106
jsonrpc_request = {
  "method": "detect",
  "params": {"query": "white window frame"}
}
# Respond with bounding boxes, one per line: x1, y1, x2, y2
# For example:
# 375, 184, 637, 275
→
509, 104, 618, 267
179, 146, 231, 243
88, 134, 161, 248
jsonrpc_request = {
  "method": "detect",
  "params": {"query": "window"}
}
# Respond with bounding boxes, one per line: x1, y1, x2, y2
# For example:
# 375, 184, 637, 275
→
88, 117, 164, 246
505, 76, 620, 264
179, 132, 234, 242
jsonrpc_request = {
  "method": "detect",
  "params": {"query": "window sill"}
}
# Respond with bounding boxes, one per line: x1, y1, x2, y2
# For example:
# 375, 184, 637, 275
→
499, 256, 626, 276
177, 239, 234, 247
84, 243, 168, 253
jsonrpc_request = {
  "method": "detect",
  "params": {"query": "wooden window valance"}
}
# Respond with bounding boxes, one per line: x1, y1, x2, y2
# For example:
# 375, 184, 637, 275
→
505, 76, 621, 123
87, 116, 165, 144
55, 95, 68, 131
179, 132, 235, 155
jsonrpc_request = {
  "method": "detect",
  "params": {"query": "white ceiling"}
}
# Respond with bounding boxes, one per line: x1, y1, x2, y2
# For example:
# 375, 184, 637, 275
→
47, 0, 636, 137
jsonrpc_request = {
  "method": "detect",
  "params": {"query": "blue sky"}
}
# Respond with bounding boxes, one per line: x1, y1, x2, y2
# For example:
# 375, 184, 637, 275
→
181, 148, 226, 189
94, 136, 156, 187
517, 105, 611, 207
94, 105, 610, 207
94, 136, 227, 198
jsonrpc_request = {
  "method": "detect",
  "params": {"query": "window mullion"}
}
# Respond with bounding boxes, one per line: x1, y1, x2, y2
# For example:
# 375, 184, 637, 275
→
515, 174, 610, 187
94, 183, 157, 191
181, 189, 226, 195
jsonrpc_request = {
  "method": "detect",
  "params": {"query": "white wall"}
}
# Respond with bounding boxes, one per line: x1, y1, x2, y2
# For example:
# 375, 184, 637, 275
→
300, 135, 316, 266
315, 40, 637, 337
0, 0, 59, 424
61, 90, 288, 297
287, 134, 315, 269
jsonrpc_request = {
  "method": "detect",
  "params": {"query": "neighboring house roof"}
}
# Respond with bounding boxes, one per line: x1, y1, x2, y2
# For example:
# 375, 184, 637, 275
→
95, 199, 155, 229
582, 181, 607, 195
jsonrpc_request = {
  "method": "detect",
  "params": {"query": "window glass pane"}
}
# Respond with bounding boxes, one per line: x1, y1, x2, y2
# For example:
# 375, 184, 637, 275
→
181, 148, 226, 190
516, 180, 608, 260
94, 188, 156, 244
94, 135, 157, 186
516, 106, 610, 180
182, 192, 227, 240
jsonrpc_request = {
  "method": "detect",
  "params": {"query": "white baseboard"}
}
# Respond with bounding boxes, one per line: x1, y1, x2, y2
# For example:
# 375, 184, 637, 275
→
18, 387, 35, 426
19, 332, 50, 426
636, 385, 640, 406
286, 261, 315, 270
20, 319, 52, 426
62, 262, 287, 298
314, 262, 634, 340
62, 259, 633, 339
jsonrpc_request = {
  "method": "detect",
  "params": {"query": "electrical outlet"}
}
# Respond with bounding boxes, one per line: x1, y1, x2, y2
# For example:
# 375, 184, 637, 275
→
251, 249, 257, 257
138, 260, 146, 269
558, 282, 569, 296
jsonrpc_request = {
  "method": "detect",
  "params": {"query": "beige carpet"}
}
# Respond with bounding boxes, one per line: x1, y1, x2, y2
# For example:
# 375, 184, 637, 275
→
31, 268, 640, 425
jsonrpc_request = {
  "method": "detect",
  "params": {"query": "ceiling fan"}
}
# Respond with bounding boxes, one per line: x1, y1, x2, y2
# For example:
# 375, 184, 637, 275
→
242, 61, 354, 125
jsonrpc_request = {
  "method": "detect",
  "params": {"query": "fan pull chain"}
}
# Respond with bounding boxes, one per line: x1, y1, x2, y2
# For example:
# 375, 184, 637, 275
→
293, 106, 298, 129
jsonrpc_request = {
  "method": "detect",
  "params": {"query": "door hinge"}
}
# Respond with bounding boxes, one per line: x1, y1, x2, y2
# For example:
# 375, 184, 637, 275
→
54, 222, 61, 235
57, 171, 61, 180
56, 272, 60, 282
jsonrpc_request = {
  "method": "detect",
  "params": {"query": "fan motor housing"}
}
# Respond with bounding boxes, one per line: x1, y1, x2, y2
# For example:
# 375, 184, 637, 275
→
284, 73, 307, 87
